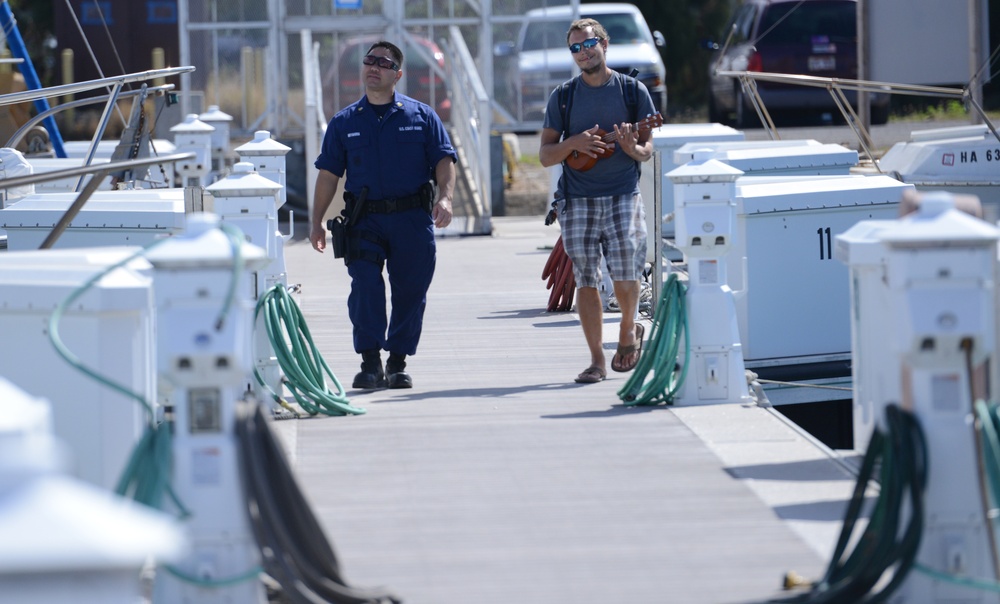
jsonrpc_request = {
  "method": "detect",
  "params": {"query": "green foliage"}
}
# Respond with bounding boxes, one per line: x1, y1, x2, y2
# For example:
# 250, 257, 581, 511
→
890, 100, 969, 123
587, 0, 735, 116
7, 0, 58, 86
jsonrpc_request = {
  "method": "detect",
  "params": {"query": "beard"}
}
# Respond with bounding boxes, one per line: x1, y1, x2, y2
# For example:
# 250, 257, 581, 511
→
581, 62, 603, 76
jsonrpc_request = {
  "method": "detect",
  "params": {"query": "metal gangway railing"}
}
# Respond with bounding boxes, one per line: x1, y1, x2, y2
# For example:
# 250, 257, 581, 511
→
442, 25, 493, 235
716, 70, 1000, 167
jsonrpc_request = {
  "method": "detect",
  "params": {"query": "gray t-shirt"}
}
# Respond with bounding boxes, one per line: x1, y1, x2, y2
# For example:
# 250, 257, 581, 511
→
543, 71, 656, 198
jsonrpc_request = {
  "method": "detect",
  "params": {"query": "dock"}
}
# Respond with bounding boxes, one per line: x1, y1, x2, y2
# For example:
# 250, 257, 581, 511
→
271, 216, 862, 604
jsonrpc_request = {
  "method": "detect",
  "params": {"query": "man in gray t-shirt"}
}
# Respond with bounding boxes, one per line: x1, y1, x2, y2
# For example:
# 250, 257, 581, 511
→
539, 17, 656, 385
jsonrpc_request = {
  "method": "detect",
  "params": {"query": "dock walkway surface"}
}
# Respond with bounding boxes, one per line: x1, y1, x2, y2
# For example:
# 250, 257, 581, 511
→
273, 216, 860, 604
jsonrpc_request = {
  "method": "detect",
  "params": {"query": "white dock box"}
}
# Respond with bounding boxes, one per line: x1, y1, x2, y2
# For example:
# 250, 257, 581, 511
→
732, 175, 912, 365
878, 125, 1000, 222
0, 247, 154, 490
0, 189, 187, 250
61, 139, 177, 188
668, 139, 853, 257
25, 157, 113, 194
647, 123, 745, 241
674, 141, 858, 177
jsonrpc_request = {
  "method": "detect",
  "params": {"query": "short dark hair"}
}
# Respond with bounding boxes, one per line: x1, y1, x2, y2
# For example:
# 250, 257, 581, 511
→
366, 41, 404, 69
567, 18, 608, 44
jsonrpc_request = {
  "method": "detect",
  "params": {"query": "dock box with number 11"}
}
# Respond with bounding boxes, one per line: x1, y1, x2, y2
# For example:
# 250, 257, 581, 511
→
730, 175, 913, 395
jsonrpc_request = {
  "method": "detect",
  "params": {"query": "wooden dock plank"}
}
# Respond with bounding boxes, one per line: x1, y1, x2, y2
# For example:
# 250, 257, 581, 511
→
274, 216, 848, 604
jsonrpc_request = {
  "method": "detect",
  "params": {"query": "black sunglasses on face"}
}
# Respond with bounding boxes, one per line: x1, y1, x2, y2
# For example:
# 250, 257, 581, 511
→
569, 37, 601, 54
363, 54, 399, 71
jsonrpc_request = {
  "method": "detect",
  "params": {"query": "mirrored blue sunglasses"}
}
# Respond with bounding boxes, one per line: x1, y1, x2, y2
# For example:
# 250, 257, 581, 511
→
568, 37, 601, 54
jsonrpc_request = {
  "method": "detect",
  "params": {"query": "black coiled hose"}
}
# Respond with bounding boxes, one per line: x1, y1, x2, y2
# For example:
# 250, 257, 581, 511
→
235, 402, 402, 603
764, 404, 927, 604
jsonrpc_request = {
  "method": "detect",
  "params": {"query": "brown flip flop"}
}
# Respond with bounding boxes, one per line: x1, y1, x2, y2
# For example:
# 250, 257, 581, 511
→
611, 323, 645, 373
574, 365, 607, 384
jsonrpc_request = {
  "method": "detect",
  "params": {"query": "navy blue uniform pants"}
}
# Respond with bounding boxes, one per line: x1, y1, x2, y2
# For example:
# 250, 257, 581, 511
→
347, 208, 436, 356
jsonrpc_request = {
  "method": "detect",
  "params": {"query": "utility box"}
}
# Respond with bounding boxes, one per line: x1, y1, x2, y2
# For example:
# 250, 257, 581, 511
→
23, 158, 113, 194
0, 247, 155, 490
673, 141, 857, 177
731, 175, 913, 395
647, 123, 744, 242
0, 189, 187, 250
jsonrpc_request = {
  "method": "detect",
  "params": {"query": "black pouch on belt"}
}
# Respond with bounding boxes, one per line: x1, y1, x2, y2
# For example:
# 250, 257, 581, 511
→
327, 216, 347, 258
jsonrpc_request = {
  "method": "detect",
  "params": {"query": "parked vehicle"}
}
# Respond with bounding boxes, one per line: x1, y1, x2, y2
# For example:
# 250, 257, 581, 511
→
322, 35, 451, 122
706, 0, 889, 127
495, 3, 666, 123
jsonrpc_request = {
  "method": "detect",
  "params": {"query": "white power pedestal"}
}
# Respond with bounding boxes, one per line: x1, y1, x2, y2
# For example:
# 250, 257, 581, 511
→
146, 213, 269, 603
667, 150, 751, 405
199, 105, 234, 182
850, 193, 1000, 604
207, 162, 287, 412
170, 114, 214, 188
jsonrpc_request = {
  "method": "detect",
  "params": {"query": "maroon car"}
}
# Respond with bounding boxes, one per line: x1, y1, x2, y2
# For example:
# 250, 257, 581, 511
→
707, 0, 889, 127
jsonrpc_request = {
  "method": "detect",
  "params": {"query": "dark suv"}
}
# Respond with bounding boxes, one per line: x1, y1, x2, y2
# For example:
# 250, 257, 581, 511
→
706, 0, 889, 127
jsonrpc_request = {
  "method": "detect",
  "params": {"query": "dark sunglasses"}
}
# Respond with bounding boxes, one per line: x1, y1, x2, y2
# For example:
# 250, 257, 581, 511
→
568, 37, 601, 54
363, 54, 399, 71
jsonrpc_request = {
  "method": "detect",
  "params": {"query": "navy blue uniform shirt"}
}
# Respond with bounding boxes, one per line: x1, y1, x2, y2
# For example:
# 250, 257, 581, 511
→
315, 92, 456, 200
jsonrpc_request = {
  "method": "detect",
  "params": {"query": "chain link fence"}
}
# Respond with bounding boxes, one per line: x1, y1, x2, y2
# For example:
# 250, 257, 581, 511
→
177, 0, 592, 229
179, 0, 589, 137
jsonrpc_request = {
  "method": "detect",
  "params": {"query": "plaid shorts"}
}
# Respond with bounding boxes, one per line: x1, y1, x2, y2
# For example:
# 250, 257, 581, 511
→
557, 193, 647, 289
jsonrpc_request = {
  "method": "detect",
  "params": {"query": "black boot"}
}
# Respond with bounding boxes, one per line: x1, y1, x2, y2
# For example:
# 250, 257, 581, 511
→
386, 353, 412, 389
352, 349, 386, 390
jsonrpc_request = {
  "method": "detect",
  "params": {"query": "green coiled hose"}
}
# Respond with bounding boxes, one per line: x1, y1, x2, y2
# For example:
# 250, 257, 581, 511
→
763, 404, 927, 603
254, 283, 365, 416
618, 272, 689, 406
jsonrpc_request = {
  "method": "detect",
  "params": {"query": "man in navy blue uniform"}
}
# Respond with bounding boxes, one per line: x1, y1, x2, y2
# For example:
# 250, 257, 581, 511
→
310, 40, 456, 390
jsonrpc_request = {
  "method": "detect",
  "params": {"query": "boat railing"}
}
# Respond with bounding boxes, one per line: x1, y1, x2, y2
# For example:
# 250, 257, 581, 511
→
715, 70, 999, 168
5, 83, 177, 152
0, 66, 194, 108
0, 66, 195, 173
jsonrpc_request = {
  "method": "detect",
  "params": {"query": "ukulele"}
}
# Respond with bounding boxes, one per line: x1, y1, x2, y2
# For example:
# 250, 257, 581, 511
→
566, 112, 664, 172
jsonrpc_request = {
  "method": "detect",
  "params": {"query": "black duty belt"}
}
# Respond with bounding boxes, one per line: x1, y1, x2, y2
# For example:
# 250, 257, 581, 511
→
364, 193, 424, 214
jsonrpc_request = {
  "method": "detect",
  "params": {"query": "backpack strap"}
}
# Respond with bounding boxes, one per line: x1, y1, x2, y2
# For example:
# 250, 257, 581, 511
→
555, 77, 577, 202
617, 71, 642, 178
557, 77, 576, 141
617, 71, 640, 125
